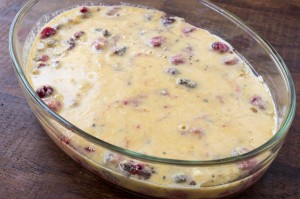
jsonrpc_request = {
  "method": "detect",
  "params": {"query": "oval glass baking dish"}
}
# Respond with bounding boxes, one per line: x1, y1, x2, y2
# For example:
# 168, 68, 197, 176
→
9, 0, 296, 198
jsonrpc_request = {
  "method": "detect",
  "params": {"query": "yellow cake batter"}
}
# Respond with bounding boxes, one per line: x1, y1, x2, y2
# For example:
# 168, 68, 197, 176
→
26, 5, 277, 198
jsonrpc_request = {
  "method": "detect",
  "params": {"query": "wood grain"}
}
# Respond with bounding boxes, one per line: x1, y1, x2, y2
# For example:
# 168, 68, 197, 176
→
1, 0, 299, 198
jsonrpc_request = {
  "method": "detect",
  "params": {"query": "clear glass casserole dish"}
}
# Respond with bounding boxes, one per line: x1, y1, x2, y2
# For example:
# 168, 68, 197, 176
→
9, 0, 296, 198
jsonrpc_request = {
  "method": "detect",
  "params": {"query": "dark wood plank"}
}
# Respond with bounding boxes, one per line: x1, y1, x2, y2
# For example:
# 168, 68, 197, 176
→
1, 0, 299, 198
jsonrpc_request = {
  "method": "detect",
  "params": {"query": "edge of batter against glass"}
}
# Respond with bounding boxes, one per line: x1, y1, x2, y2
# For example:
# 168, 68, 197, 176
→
9, 0, 296, 166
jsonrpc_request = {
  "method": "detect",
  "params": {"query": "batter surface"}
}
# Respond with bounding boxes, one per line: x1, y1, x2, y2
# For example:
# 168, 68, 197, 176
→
28, 6, 276, 160
26, 5, 277, 197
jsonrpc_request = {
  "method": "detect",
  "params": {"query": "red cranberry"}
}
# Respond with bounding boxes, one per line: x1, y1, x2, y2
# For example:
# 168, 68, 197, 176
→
43, 98, 61, 112
122, 97, 140, 107
38, 63, 47, 68
190, 128, 205, 138
85, 146, 95, 152
92, 39, 107, 50
250, 95, 265, 110
37, 55, 49, 62
238, 159, 257, 170
93, 42, 103, 50
251, 95, 261, 104
211, 41, 229, 53
223, 56, 239, 65
149, 36, 165, 47
169, 54, 185, 65
60, 136, 70, 145
40, 27, 56, 39
80, 7, 88, 13
36, 85, 54, 98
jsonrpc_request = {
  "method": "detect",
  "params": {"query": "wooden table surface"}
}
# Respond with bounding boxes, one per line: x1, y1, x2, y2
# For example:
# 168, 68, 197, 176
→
1, 0, 300, 198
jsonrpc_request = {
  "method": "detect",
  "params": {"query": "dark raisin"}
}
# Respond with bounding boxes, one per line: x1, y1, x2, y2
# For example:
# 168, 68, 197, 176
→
176, 78, 197, 88
113, 46, 127, 56
102, 29, 111, 37
119, 161, 153, 180
67, 38, 75, 50
173, 174, 188, 183
161, 15, 176, 25
94, 28, 102, 32
74, 31, 85, 39
120, 161, 143, 175
165, 68, 180, 75
138, 169, 152, 180
183, 27, 196, 34
36, 85, 54, 98
189, 181, 197, 185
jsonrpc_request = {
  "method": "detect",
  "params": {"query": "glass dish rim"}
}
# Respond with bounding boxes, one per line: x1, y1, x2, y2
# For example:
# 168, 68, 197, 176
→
9, 0, 296, 166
